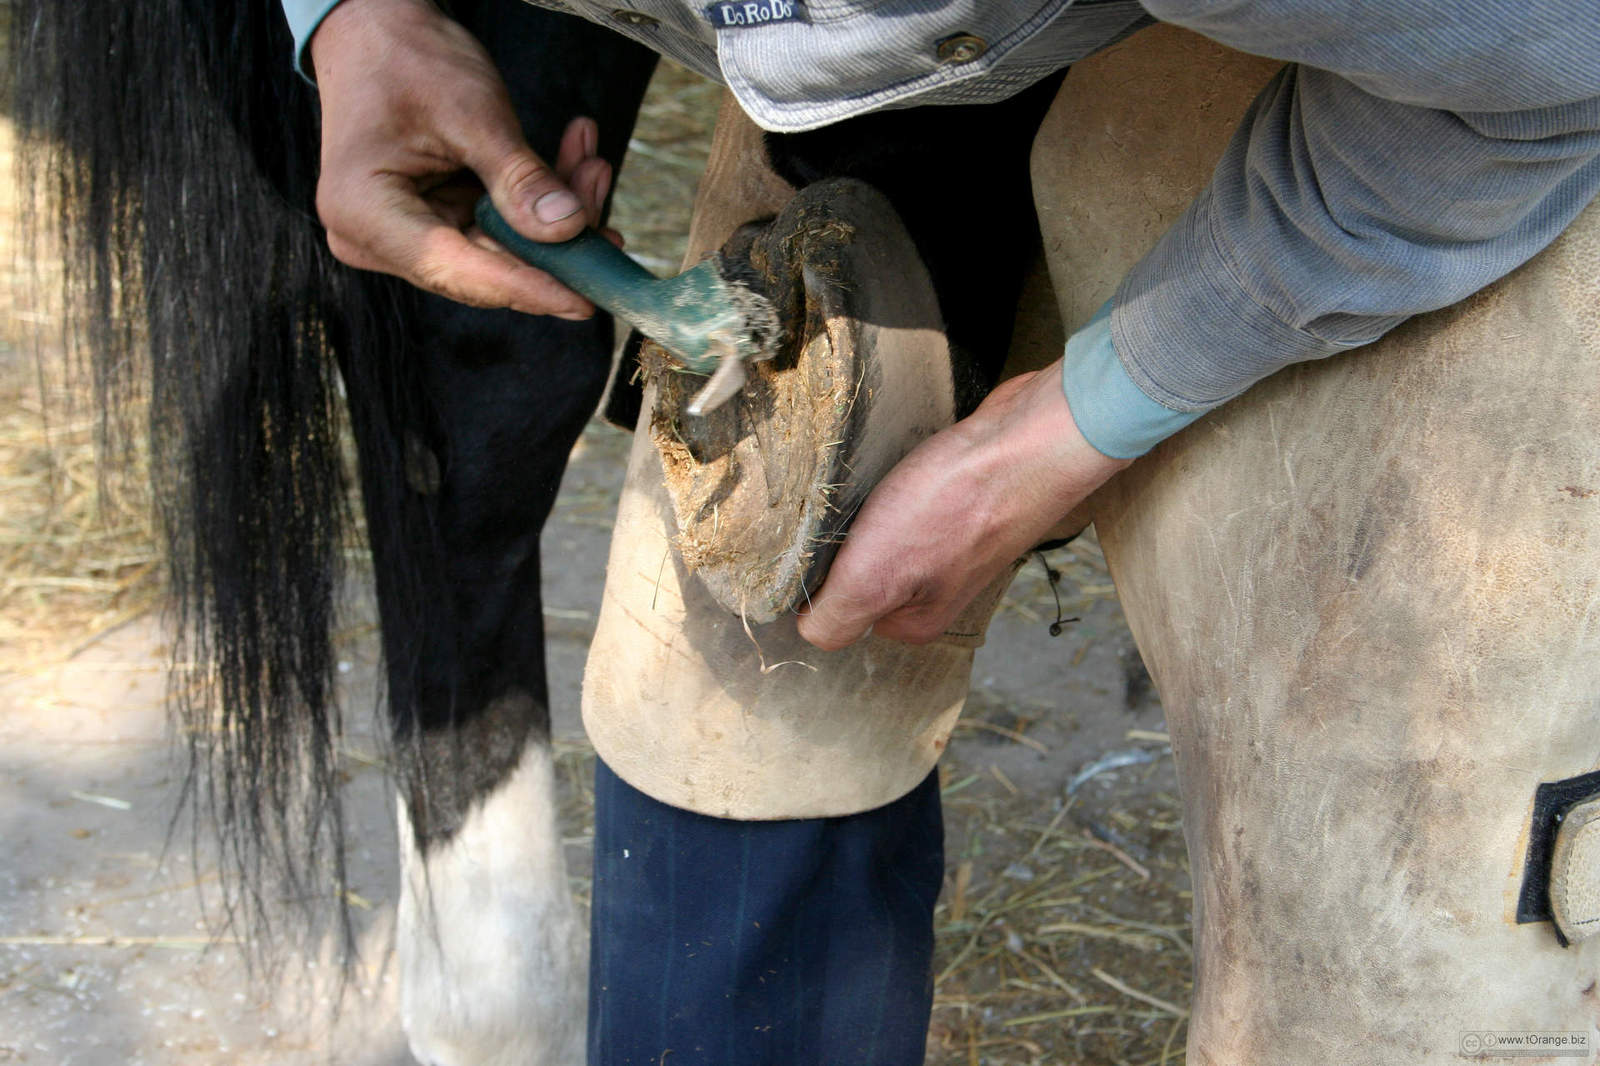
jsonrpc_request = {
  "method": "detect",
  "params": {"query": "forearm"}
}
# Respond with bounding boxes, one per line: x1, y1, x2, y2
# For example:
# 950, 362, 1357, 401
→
1138, 0, 1600, 112
1067, 7, 1600, 457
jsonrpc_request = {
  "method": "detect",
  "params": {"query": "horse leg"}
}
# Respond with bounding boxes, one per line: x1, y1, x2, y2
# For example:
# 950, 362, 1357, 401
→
387, 297, 608, 1066
368, 6, 656, 1063
1032, 26, 1600, 1063
1100, 192, 1600, 1066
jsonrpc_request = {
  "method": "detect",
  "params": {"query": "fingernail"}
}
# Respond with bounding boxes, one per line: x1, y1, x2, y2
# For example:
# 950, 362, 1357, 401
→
535, 190, 583, 223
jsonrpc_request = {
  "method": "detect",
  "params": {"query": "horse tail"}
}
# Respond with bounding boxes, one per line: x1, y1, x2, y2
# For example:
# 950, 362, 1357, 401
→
11, 0, 433, 962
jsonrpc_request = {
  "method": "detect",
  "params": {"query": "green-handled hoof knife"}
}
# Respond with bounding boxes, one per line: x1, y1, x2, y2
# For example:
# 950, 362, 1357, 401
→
475, 197, 781, 415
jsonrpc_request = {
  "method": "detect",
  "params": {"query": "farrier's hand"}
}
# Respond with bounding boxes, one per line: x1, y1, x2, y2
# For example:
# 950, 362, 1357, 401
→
309, 0, 613, 317
796, 361, 1131, 650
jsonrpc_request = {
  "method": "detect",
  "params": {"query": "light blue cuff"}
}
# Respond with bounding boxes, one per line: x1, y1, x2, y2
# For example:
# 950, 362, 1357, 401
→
1061, 301, 1205, 460
282, 0, 347, 79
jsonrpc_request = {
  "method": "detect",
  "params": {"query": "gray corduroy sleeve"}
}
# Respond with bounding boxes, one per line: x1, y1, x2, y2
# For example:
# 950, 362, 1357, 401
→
1103, 1, 1600, 417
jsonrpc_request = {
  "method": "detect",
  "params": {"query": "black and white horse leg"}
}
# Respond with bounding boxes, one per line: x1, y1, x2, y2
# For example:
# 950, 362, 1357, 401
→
377, 6, 656, 1063
390, 303, 618, 1066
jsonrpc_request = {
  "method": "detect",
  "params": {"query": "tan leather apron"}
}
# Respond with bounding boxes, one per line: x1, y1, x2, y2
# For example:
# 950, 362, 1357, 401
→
582, 96, 1010, 817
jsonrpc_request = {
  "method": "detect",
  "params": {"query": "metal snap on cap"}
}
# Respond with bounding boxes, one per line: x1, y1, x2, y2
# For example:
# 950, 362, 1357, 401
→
936, 33, 986, 65
611, 8, 661, 28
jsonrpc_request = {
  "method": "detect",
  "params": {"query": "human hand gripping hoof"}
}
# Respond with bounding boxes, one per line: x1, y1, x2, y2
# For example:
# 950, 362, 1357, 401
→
642, 177, 961, 624
797, 365, 1130, 651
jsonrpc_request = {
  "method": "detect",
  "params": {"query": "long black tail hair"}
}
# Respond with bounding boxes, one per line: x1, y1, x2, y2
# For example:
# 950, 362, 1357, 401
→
10, 0, 444, 959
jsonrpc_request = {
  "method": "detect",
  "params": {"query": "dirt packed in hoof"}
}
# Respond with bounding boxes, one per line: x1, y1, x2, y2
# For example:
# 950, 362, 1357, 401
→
3, 61, 1194, 1066
646, 316, 853, 620
648, 179, 961, 627
646, 187, 869, 619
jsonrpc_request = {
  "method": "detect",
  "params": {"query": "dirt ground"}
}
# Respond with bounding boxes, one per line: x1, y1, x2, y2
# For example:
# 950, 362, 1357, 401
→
1, 60, 1193, 1066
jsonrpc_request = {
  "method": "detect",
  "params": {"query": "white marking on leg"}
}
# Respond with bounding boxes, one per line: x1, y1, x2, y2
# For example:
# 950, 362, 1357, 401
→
396, 737, 586, 1066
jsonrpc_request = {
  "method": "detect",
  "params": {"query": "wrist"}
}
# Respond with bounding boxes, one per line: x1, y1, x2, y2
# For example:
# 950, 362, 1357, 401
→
308, 0, 441, 81
1014, 362, 1131, 496
961, 363, 1129, 546
284, 0, 347, 78
1062, 300, 1205, 459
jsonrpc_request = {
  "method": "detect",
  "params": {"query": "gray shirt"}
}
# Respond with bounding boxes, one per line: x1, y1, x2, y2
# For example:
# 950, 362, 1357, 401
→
285, 0, 1600, 455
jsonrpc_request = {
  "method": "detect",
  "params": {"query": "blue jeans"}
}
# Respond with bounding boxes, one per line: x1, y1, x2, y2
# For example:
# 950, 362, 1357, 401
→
589, 759, 944, 1065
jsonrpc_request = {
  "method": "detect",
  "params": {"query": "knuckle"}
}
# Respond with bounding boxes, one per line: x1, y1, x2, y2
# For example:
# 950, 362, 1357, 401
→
494, 153, 554, 195
314, 186, 347, 234
315, 181, 366, 245
409, 257, 452, 294
410, 237, 501, 309
323, 230, 364, 269
410, 260, 475, 306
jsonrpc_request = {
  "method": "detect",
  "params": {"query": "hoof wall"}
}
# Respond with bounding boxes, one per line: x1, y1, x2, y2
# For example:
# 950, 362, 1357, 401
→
645, 178, 954, 623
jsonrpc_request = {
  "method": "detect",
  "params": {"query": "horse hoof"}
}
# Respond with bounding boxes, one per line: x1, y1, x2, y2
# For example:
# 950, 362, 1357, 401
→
642, 177, 954, 623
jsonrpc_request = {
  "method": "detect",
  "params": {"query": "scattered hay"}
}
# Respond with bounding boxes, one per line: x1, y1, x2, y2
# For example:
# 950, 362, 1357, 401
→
0, 372, 162, 673
927, 750, 1194, 1066
542, 723, 1193, 1066
607, 61, 725, 275
0, 109, 162, 673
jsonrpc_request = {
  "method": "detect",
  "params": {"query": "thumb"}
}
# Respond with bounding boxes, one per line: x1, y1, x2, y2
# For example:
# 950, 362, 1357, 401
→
796, 586, 881, 651
466, 134, 589, 244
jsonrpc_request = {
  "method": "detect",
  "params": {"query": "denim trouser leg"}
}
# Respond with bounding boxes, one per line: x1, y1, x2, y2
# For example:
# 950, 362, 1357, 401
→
588, 758, 944, 1066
